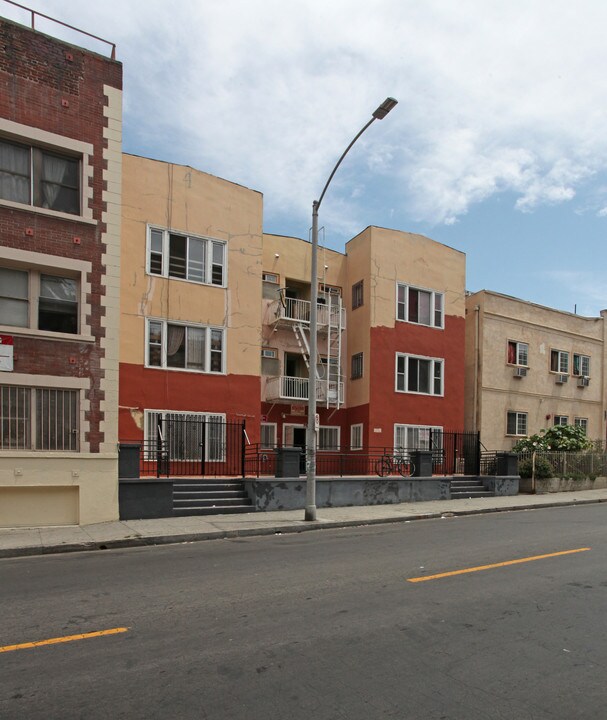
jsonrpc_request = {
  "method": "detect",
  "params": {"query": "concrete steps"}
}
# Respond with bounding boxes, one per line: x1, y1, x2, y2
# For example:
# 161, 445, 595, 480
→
173, 480, 253, 516
450, 477, 494, 499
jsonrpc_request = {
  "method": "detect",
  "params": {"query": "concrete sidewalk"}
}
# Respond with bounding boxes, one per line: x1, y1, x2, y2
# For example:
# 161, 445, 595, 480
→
2, 488, 607, 559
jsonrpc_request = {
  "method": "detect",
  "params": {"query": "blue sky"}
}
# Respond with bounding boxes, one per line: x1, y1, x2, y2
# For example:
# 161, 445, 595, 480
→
7, 0, 607, 315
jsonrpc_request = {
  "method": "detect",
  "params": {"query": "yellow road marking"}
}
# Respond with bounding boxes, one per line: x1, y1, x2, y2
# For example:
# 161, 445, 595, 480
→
407, 547, 591, 583
0, 627, 129, 653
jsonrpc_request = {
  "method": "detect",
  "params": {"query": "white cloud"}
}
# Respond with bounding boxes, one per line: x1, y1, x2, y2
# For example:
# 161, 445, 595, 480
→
22, 0, 607, 231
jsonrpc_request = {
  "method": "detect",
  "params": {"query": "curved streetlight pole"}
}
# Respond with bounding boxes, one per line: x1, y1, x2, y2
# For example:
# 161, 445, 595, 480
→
305, 97, 398, 521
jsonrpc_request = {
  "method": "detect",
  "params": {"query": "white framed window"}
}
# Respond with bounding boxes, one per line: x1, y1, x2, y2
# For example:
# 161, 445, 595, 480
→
144, 410, 226, 462
0, 385, 79, 451
507, 340, 528, 366
550, 349, 569, 374
507, 411, 527, 436
394, 424, 443, 451
573, 353, 590, 377
350, 423, 363, 451
0, 138, 81, 215
146, 319, 224, 374
395, 353, 443, 396
262, 272, 279, 284
147, 226, 226, 287
260, 422, 277, 448
554, 415, 569, 426
574, 417, 588, 433
319, 425, 340, 451
396, 283, 444, 328
0, 266, 79, 334
261, 347, 277, 359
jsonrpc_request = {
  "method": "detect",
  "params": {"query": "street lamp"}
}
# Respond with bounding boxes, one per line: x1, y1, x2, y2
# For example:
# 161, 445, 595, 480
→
305, 96, 398, 521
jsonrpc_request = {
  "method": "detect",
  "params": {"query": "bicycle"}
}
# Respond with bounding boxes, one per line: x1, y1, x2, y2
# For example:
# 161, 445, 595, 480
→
375, 453, 415, 478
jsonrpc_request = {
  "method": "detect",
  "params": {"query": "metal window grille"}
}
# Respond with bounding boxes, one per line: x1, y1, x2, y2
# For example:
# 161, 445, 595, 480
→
0, 385, 31, 449
35, 388, 79, 451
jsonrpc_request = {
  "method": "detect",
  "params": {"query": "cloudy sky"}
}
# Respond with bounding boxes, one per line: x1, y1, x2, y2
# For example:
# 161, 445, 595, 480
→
7, 0, 607, 314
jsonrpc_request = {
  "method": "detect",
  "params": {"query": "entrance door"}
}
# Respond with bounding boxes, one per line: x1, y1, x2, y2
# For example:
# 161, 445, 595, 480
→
292, 426, 307, 473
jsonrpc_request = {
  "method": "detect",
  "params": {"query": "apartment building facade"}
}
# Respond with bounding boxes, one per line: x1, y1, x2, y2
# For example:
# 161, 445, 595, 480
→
0, 18, 122, 526
118, 154, 263, 460
465, 290, 607, 450
260, 227, 466, 455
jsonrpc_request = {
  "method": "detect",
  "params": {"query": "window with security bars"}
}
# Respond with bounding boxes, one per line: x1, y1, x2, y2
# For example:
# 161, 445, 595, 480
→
351, 352, 363, 380
0, 386, 78, 451
550, 349, 569, 374
350, 423, 363, 451
574, 417, 588, 433
319, 426, 340, 451
260, 423, 277, 449
352, 280, 363, 309
145, 410, 226, 461
147, 226, 226, 286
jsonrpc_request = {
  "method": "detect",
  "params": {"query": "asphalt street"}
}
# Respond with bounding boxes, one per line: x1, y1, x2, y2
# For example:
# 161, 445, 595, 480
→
2, 504, 607, 719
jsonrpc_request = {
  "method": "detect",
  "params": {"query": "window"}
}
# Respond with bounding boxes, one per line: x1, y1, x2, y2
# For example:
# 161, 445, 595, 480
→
396, 354, 443, 396
507, 340, 528, 366
144, 410, 225, 461
262, 272, 279, 284
350, 423, 363, 451
260, 423, 277, 449
394, 424, 443, 451
0, 139, 80, 215
319, 426, 340, 451
261, 348, 277, 359
550, 350, 569, 374
351, 352, 363, 380
0, 385, 78, 451
554, 415, 569, 426
573, 354, 590, 377
396, 284, 444, 328
147, 227, 226, 287
352, 280, 364, 309
0, 266, 78, 334
146, 320, 224, 373
507, 411, 527, 436
575, 417, 588, 433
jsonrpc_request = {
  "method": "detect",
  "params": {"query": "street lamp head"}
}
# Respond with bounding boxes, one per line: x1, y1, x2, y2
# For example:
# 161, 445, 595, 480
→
372, 97, 398, 120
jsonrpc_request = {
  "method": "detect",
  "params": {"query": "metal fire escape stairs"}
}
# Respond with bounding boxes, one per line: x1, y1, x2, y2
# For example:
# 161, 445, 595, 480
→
290, 291, 343, 409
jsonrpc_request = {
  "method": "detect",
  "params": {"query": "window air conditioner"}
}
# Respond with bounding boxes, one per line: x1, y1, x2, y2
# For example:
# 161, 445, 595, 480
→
555, 374, 568, 384
514, 367, 527, 378
578, 376, 590, 387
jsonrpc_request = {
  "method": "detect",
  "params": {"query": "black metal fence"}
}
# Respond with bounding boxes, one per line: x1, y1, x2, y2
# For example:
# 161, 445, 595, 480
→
244, 431, 481, 477
139, 417, 246, 478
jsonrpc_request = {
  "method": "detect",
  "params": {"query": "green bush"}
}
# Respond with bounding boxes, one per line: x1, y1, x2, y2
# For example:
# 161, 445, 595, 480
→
513, 424, 593, 453
519, 457, 554, 479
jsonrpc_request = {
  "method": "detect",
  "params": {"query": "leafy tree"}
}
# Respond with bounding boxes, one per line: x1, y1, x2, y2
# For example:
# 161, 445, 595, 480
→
513, 424, 592, 453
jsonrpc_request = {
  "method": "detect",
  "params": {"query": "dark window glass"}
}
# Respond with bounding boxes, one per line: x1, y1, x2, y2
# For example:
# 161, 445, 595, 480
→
38, 275, 77, 333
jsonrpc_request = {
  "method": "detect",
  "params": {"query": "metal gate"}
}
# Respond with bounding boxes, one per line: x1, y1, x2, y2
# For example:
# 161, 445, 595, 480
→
142, 416, 246, 478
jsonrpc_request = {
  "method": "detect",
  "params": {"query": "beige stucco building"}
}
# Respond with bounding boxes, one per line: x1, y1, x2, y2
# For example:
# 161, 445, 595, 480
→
465, 290, 607, 450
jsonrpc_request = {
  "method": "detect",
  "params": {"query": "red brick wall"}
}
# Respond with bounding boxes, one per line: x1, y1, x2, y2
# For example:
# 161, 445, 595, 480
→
0, 19, 122, 452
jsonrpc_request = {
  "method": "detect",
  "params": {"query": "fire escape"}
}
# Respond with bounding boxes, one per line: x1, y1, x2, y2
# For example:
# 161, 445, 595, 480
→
267, 288, 345, 408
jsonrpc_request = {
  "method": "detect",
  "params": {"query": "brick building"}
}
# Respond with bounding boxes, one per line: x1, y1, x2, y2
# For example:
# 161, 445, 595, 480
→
0, 17, 122, 525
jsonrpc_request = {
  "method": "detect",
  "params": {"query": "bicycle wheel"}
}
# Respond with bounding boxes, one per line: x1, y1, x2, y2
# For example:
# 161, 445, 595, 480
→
397, 459, 415, 477
375, 456, 391, 477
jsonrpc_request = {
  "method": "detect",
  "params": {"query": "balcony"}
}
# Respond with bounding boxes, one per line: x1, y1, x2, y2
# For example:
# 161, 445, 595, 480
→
265, 376, 345, 404
270, 297, 346, 330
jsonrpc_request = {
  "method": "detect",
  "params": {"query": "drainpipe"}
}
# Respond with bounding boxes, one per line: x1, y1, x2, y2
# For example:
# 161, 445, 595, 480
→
473, 305, 480, 434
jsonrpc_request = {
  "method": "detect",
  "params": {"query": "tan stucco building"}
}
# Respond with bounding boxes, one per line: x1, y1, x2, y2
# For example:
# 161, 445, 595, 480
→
465, 290, 607, 450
